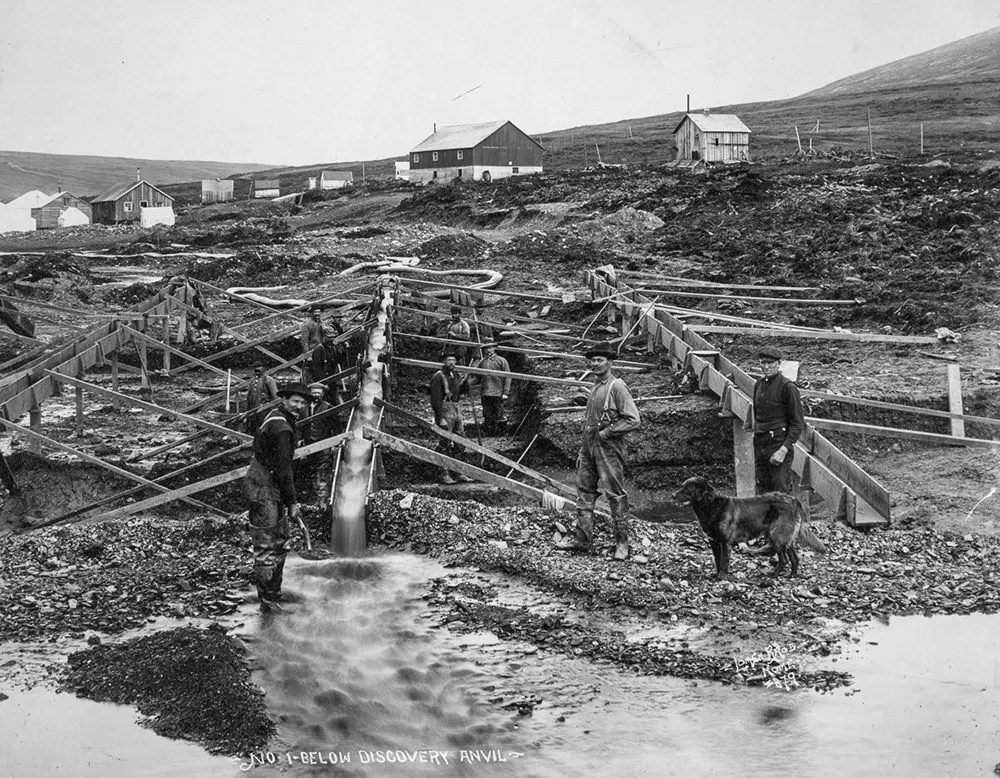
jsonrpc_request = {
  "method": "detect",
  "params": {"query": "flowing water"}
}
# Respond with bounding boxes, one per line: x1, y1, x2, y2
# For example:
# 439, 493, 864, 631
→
2, 553, 998, 777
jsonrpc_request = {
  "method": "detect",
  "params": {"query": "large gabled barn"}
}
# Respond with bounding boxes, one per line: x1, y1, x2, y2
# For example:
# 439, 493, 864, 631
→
408, 120, 543, 185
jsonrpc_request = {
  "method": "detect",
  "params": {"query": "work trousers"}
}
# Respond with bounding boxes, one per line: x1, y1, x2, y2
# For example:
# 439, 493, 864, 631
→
754, 432, 795, 493
436, 401, 465, 480
574, 430, 628, 540
242, 460, 291, 601
481, 395, 506, 436
298, 449, 333, 508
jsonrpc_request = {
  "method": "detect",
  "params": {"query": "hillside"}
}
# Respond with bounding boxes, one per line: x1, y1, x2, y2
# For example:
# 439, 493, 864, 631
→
0, 151, 274, 203
536, 25, 1000, 168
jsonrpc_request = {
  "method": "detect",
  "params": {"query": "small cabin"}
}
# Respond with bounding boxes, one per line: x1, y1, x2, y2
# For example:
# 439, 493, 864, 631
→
673, 112, 751, 162
202, 179, 235, 204
31, 192, 92, 229
253, 179, 281, 199
90, 179, 175, 224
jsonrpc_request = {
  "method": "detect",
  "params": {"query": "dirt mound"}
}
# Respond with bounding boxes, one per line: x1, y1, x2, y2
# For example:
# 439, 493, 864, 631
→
63, 625, 274, 755
415, 232, 489, 259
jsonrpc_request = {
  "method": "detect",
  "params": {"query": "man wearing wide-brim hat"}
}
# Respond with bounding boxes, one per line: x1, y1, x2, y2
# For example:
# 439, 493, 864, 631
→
555, 343, 641, 560
746, 346, 804, 494
241, 381, 310, 609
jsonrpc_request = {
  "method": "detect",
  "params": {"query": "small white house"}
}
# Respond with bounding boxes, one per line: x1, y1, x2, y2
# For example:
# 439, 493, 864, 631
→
320, 170, 353, 189
202, 179, 235, 204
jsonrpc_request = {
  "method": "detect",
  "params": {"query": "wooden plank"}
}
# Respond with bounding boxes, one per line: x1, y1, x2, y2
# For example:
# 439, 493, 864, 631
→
686, 325, 938, 344
0, 417, 223, 516
395, 302, 599, 344
363, 427, 548, 503
947, 364, 965, 438
393, 356, 589, 388
228, 285, 373, 333
45, 371, 252, 443
802, 428, 892, 518
123, 326, 230, 378
805, 416, 1000, 448
732, 419, 756, 497
802, 389, 1000, 428
618, 273, 820, 292
400, 277, 563, 302
631, 288, 859, 305
374, 399, 575, 497
96, 431, 353, 522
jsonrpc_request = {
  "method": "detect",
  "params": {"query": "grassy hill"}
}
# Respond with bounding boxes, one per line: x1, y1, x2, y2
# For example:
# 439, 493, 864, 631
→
0, 151, 274, 203
537, 25, 1000, 168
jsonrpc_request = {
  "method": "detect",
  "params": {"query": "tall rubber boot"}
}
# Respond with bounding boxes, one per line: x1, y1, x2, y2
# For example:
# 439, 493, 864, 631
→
611, 495, 630, 561
556, 496, 595, 551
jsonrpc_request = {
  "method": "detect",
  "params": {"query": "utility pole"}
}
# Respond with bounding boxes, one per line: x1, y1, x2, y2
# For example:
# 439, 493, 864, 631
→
920, 122, 925, 155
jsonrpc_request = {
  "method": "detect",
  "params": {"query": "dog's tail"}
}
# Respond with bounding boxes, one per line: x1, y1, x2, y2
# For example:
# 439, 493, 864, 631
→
798, 524, 828, 554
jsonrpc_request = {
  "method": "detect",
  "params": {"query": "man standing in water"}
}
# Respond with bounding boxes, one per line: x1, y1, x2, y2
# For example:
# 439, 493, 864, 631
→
242, 381, 310, 609
556, 344, 640, 561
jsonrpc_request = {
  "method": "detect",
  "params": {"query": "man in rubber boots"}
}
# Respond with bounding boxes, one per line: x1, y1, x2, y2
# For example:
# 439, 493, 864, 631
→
556, 344, 641, 560
748, 346, 804, 493
429, 352, 473, 485
299, 308, 326, 382
471, 340, 511, 436
242, 381, 309, 609
442, 305, 471, 364
300, 382, 339, 510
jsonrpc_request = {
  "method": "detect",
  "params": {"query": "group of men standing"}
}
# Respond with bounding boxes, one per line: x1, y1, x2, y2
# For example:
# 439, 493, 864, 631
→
241, 294, 804, 606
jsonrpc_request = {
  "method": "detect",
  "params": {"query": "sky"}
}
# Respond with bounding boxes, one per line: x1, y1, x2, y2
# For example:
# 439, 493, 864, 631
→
0, 0, 997, 166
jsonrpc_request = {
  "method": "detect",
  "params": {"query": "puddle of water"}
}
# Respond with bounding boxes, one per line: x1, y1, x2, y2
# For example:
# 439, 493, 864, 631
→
244, 553, 1000, 778
0, 688, 233, 777
89, 266, 166, 287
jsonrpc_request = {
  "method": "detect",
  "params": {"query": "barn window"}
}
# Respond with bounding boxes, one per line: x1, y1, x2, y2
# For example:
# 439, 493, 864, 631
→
140, 200, 148, 208
413, 153, 420, 163
432, 152, 439, 162
457, 150, 464, 161
63, 197, 70, 206
123, 201, 133, 213
512, 167, 519, 174
714, 138, 719, 146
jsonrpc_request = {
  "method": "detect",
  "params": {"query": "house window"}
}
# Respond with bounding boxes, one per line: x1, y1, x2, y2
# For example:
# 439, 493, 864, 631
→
457, 150, 464, 161
432, 152, 439, 162
413, 153, 420, 163
123, 201, 133, 213
512, 167, 519, 174
63, 197, 70, 206
140, 200, 149, 208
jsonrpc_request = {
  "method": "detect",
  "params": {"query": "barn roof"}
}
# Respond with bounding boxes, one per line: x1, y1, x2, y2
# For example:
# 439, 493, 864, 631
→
321, 170, 353, 181
410, 120, 513, 152
672, 113, 751, 135
255, 179, 280, 189
91, 180, 174, 203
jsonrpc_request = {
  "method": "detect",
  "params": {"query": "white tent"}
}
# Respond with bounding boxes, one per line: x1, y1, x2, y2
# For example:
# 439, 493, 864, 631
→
0, 203, 36, 233
57, 206, 90, 228
6, 190, 52, 210
140, 206, 175, 228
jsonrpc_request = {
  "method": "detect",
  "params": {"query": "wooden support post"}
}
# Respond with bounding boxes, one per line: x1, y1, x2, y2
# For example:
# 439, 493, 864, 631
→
161, 303, 171, 374
947, 363, 965, 439
111, 350, 121, 412
920, 122, 924, 155
867, 107, 874, 158
75, 370, 85, 438
29, 404, 41, 454
733, 418, 756, 497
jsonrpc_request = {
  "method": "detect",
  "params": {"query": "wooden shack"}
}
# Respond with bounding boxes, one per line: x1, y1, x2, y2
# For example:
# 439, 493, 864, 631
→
90, 179, 174, 224
253, 179, 281, 199
30, 192, 92, 229
673, 112, 751, 162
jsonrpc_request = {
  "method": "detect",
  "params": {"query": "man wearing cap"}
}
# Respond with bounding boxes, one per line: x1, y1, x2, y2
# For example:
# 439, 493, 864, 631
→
749, 346, 804, 494
299, 382, 338, 510
442, 305, 471, 364
242, 381, 309, 609
556, 344, 641, 560
471, 340, 511, 436
430, 352, 473, 485
244, 366, 279, 434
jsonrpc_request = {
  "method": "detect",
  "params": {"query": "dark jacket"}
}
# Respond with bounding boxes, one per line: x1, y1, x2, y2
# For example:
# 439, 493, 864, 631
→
300, 400, 335, 443
252, 407, 299, 505
752, 373, 804, 449
246, 374, 279, 408
430, 369, 467, 421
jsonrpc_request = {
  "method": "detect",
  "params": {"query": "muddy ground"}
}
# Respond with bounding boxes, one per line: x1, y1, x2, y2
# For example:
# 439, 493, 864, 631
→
1, 155, 999, 757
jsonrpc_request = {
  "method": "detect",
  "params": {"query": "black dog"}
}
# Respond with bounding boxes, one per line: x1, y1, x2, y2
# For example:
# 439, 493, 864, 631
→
672, 476, 827, 579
